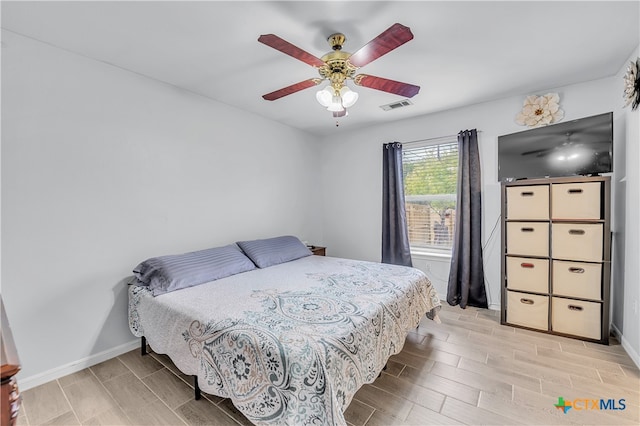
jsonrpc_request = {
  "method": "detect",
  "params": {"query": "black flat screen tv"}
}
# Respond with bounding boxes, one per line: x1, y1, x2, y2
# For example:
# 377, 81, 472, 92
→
498, 112, 613, 181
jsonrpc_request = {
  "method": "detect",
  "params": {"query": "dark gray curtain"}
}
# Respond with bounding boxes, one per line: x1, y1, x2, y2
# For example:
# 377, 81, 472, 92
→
447, 129, 488, 308
382, 142, 412, 267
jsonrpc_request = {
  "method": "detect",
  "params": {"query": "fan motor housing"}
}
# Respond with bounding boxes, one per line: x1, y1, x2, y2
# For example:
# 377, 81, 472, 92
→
319, 51, 357, 82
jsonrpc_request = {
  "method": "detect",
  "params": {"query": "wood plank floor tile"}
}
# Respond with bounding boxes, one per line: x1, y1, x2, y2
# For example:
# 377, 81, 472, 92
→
457, 312, 501, 328
125, 400, 188, 426
514, 349, 602, 380
17, 412, 28, 426
397, 338, 463, 366
176, 400, 238, 426
57, 369, 94, 388
62, 375, 120, 422
486, 352, 572, 387
142, 368, 194, 410
383, 359, 406, 377
101, 372, 158, 412
464, 329, 538, 354
433, 316, 496, 336
491, 325, 562, 350
478, 389, 567, 425
457, 356, 542, 393
476, 308, 500, 319
435, 309, 462, 321
41, 411, 80, 426
513, 327, 587, 349
403, 403, 462, 425
536, 346, 626, 375
430, 362, 513, 400
620, 364, 640, 379
83, 407, 132, 426
411, 333, 489, 363
117, 349, 164, 379
149, 352, 215, 402
440, 396, 522, 425
569, 374, 640, 407
388, 349, 438, 371
369, 372, 446, 412
560, 342, 639, 368
352, 384, 414, 421
20, 380, 72, 425
343, 399, 374, 426
363, 409, 409, 426
442, 332, 518, 361
415, 320, 451, 342
399, 365, 480, 405
365, 404, 462, 426
90, 358, 131, 383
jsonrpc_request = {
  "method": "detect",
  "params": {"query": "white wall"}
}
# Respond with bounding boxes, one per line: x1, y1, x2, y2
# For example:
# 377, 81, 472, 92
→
319, 73, 638, 359
614, 46, 640, 365
1, 30, 324, 385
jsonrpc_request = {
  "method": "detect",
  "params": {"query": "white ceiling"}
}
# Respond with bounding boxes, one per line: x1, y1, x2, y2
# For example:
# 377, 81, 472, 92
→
2, 1, 639, 136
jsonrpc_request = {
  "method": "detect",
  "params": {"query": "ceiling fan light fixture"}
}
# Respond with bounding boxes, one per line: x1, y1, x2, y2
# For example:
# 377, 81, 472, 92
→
340, 86, 359, 108
327, 94, 345, 112
316, 86, 333, 107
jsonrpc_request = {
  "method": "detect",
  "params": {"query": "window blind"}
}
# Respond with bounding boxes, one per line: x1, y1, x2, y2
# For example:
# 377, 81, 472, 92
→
402, 139, 459, 250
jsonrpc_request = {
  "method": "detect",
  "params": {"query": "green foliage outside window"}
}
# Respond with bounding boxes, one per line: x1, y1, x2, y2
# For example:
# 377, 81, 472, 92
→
403, 142, 458, 249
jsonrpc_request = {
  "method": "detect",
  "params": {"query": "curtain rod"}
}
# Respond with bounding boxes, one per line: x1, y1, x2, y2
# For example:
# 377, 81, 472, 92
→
402, 130, 482, 146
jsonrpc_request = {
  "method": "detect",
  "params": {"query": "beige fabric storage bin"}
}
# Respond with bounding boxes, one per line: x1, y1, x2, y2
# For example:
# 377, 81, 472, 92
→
551, 297, 601, 340
552, 260, 602, 300
506, 256, 549, 293
551, 182, 601, 220
552, 223, 603, 262
507, 185, 549, 220
507, 291, 549, 330
506, 222, 549, 257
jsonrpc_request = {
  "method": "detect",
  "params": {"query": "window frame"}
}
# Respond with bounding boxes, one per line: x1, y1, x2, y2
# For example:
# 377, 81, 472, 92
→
402, 136, 459, 256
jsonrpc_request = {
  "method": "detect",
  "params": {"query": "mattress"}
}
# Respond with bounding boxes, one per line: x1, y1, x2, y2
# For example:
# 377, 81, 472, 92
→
128, 255, 441, 425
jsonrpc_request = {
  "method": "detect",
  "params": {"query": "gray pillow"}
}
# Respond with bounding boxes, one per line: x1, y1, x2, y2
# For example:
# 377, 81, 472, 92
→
133, 244, 256, 296
236, 235, 312, 268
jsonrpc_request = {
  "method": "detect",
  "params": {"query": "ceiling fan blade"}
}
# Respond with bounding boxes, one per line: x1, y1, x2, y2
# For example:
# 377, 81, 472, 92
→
258, 34, 325, 68
262, 79, 321, 101
521, 148, 553, 157
348, 23, 414, 68
354, 74, 420, 98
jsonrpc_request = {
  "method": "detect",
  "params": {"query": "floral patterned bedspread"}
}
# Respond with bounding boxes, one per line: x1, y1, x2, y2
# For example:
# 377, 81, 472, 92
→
129, 255, 440, 425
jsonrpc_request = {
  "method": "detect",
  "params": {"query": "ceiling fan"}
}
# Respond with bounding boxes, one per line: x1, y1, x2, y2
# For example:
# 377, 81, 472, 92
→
521, 132, 576, 158
258, 23, 420, 118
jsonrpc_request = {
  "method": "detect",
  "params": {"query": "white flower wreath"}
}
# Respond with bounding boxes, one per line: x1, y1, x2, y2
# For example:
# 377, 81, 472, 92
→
515, 93, 564, 128
623, 58, 640, 110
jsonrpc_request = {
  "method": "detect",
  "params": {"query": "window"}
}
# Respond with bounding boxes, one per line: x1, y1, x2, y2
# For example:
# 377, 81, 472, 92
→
402, 138, 458, 252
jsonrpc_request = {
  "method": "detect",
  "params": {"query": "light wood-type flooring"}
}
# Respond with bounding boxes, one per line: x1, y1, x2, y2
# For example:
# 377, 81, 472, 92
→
17, 302, 640, 425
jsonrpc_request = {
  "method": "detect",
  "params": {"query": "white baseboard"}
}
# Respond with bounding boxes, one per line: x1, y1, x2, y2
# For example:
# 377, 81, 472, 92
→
17, 339, 139, 391
611, 323, 640, 369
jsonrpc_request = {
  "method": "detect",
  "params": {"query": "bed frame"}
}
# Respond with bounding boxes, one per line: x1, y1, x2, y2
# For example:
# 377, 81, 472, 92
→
140, 336, 202, 400
139, 335, 389, 403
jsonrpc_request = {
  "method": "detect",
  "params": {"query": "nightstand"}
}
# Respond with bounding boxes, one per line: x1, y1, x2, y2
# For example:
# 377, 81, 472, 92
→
308, 246, 326, 256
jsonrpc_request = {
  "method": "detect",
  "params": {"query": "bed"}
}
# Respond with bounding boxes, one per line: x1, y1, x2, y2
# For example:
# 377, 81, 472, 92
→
128, 237, 441, 425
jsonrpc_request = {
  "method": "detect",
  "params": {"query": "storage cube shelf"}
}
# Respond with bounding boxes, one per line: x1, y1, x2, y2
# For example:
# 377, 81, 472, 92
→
500, 176, 611, 344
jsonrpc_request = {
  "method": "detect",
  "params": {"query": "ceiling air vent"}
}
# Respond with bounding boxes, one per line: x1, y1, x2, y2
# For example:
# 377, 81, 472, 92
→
380, 99, 413, 111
